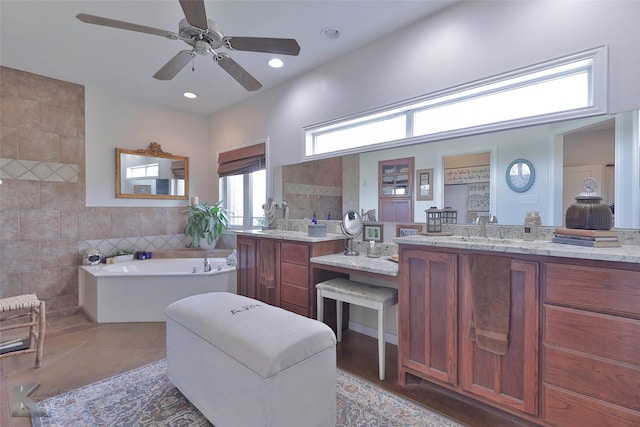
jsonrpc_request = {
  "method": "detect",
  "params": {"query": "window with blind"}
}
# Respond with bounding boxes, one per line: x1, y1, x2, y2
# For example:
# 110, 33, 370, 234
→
218, 142, 267, 228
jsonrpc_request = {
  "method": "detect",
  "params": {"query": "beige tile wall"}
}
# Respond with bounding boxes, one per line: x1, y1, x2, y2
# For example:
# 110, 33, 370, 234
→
0, 67, 190, 315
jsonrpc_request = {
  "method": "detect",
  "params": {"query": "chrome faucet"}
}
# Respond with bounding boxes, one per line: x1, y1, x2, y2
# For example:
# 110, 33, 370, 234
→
474, 215, 497, 238
203, 257, 212, 272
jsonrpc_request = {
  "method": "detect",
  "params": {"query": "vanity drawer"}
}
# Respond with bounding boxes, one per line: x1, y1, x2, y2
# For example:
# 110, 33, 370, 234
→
281, 262, 308, 286
544, 346, 640, 412
281, 242, 310, 265
544, 305, 640, 365
544, 263, 640, 316
543, 383, 640, 427
281, 282, 308, 309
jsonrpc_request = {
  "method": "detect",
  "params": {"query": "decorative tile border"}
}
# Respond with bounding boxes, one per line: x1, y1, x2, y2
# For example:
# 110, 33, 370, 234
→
79, 234, 191, 258
0, 158, 78, 182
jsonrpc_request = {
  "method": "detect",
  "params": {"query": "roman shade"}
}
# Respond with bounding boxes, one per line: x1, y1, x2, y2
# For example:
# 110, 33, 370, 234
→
218, 143, 265, 177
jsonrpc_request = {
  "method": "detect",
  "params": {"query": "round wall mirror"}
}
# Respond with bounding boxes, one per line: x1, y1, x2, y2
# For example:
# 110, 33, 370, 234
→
341, 209, 363, 256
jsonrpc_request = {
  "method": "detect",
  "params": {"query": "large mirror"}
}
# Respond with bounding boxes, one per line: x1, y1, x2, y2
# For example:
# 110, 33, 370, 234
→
274, 110, 637, 229
116, 143, 189, 199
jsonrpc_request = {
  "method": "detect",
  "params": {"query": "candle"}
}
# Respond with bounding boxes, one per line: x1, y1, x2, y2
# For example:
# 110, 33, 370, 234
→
191, 196, 199, 206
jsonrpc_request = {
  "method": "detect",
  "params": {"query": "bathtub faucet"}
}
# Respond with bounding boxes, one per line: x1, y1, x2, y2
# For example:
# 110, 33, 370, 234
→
203, 257, 212, 272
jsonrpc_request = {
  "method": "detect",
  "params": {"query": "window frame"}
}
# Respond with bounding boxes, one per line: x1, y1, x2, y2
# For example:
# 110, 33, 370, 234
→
304, 46, 607, 161
218, 139, 269, 230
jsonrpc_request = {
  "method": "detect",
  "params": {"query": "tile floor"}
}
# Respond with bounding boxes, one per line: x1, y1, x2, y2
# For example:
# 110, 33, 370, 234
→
1, 311, 535, 427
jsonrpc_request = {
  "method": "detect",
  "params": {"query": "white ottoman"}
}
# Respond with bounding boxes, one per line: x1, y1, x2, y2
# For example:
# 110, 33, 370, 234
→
164, 292, 337, 427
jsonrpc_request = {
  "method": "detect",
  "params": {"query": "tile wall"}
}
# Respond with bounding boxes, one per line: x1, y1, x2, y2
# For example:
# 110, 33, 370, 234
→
0, 67, 190, 315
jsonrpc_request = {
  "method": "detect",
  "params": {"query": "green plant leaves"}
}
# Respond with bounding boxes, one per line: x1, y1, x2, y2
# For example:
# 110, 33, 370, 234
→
184, 200, 229, 247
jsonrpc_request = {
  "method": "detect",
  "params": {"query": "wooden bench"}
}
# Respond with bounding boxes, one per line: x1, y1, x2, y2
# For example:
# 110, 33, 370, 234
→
316, 278, 398, 380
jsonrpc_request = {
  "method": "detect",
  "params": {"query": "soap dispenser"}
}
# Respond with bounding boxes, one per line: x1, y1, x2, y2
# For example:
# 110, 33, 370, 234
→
312, 212, 318, 224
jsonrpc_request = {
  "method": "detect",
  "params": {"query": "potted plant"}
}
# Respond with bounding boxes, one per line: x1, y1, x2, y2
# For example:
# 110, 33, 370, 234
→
109, 249, 135, 262
184, 200, 230, 248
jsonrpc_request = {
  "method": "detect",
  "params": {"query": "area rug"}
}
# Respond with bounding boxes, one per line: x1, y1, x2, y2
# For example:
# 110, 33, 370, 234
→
31, 359, 464, 427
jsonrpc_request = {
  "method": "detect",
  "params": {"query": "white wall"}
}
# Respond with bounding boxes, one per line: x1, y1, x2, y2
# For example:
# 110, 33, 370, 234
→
359, 124, 554, 226
207, 0, 640, 205
85, 87, 210, 206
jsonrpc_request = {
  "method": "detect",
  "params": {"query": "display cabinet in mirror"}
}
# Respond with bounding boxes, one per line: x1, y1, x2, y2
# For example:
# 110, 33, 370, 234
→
116, 143, 189, 200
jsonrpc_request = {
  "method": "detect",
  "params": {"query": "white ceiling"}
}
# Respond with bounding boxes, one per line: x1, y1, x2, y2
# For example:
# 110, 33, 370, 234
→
0, 0, 457, 116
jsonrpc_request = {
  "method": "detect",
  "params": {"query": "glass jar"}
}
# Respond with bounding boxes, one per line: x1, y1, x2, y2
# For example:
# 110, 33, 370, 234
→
565, 177, 613, 230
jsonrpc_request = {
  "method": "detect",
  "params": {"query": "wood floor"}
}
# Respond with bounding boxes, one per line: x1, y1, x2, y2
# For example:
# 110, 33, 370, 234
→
1, 311, 537, 427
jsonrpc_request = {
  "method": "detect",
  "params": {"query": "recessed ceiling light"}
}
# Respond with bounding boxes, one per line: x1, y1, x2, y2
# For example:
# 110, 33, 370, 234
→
320, 27, 341, 40
268, 58, 284, 68
183, 92, 197, 99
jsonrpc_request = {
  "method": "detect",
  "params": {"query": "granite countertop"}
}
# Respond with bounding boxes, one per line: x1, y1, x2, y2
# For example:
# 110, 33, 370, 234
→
310, 253, 399, 277
394, 235, 640, 264
234, 229, 346, 243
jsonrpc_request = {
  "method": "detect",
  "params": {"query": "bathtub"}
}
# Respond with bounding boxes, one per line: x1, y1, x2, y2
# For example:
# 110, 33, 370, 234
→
78, 258, 237, 323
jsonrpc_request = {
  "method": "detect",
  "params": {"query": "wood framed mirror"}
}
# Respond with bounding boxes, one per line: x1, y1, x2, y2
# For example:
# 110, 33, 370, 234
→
116, 143, 189, 199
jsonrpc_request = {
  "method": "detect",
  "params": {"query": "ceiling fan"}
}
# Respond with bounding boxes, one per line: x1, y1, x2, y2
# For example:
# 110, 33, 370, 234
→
76, 0, 301, 91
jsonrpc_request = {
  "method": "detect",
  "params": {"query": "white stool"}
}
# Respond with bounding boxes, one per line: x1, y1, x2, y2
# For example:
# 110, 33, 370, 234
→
316, 278, 398, 380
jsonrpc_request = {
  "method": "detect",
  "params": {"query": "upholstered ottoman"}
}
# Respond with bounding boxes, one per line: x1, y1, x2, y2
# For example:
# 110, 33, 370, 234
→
164, 292, 337, 427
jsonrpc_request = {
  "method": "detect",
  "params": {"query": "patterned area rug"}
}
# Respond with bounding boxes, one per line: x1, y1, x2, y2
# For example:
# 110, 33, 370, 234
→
31, 359, 464, 427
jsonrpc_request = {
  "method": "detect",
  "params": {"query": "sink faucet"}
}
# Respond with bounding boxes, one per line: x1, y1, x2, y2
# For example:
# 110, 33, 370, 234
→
474, 215, 497, 238
203, 257, 212, 272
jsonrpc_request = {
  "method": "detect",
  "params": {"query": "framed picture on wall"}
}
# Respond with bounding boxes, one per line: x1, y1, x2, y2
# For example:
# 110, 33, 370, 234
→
396, 224, 423, 237
133, 184, 152, 195
363, 222, 383, 242
416, 168, 434, 201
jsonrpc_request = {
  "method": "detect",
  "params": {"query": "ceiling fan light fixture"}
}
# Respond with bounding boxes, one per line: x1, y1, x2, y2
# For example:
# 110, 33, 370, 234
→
320, 27, 341, 40
183, 92, 197, 99
268, 58, 284, 68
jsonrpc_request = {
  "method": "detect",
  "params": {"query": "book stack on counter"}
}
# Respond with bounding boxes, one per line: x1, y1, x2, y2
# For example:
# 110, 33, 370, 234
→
552, 228, 621, 247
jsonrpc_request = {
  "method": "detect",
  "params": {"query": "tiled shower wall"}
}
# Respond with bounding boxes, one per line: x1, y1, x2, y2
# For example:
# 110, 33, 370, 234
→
282, 157, 343, 220
0, 67, 189, 315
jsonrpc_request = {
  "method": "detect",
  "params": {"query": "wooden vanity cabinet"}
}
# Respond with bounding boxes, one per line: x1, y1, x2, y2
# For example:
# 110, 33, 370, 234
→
237, 235, 258, 299
542, 262, 640, 426
459, 257, 539, 416
236, 235, 343, 318
398, 248, 458, 386
398, 245, 540, 419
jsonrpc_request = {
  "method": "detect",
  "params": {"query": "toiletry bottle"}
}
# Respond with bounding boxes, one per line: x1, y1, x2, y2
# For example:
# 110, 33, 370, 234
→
312, 212, 317, 224
327, 211, 332, 220
367, 240, 380, 258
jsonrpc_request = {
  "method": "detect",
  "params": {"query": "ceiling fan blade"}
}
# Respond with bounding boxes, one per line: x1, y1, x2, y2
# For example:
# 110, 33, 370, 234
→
215, 54, 262, 91
223, 37, 301, 56
179, 0, 209, 30
76, 13, 177, 39
153, 50, 195, 80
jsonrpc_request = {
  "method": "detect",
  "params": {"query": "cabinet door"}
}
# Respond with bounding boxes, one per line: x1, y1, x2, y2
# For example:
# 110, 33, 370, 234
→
399, 249, 457, 386
257, 239, 279, 306
459, 258, 539, 416
236, 236, 257, 299
380, 198, 412, 223
379, 157, 414, 222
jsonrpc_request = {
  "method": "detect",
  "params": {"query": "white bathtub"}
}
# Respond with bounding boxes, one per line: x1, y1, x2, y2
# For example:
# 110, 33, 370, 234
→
78, 258, 237, 323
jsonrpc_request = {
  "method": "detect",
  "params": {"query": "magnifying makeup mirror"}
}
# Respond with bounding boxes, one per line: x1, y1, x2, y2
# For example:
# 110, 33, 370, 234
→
341, 209, 363, 256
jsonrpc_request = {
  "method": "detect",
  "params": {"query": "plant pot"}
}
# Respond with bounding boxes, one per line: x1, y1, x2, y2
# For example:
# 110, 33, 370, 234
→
198, 239, 219, 250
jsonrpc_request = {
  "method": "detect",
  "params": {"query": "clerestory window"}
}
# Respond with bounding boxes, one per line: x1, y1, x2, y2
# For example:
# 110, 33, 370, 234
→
304, 46, 606, 159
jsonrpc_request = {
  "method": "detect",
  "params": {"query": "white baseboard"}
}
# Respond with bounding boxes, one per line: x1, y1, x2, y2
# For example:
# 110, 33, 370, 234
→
347, 321, 398, 345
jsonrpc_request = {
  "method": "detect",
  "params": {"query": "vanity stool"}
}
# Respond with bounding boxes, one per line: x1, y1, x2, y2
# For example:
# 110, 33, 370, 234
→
316, 278, 398, 380
165, 292, 337, 427
0, 294, 46, 368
